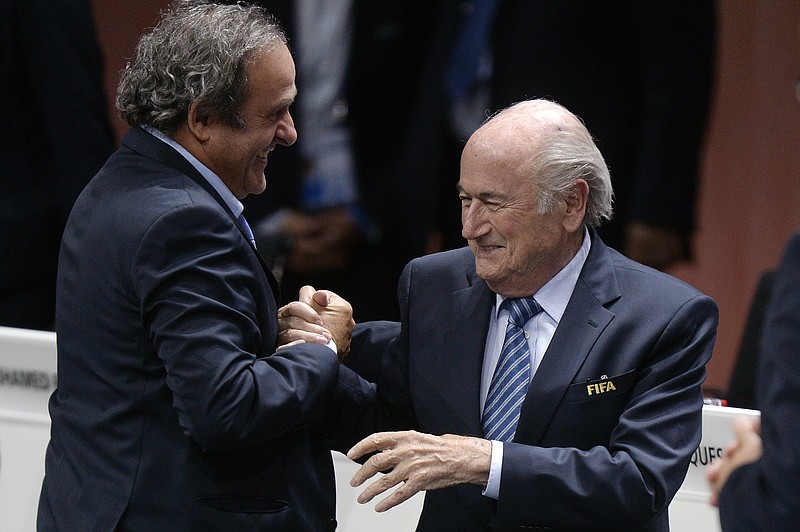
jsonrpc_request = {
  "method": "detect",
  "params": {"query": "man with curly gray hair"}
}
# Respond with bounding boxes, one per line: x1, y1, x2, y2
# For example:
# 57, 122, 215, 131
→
37, 2, 367, 530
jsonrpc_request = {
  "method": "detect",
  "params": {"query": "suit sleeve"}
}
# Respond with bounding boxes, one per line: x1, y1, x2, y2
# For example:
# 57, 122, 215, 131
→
323, 301, 419, 453
718, 231, 800, 530
496, 294, 718, 529
323, 318, 425, 454
132, 202, 341, 452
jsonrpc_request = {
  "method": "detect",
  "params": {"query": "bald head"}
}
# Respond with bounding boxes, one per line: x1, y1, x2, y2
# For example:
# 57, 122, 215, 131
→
463, 99, 613, 227
474, 99, 583, 145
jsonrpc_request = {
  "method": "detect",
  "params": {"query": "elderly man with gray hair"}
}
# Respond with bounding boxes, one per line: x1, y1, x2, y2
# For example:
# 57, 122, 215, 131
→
288, 99, 719, 531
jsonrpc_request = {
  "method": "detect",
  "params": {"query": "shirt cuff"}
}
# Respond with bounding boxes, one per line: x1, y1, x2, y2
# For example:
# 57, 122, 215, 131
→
482, 440, 503, 500
326, 338, 338, 355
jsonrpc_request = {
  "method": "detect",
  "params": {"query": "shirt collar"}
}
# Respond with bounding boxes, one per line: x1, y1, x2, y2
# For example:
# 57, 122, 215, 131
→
142, 125, 244, 218
495, 227, 591, 325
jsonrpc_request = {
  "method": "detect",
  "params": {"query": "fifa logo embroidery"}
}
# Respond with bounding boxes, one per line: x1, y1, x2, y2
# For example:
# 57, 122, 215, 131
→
586, 379, 616, 396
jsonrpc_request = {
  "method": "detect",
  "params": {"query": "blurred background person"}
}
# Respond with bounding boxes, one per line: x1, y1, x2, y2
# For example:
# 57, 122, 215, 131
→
241, 0, 438, 322
399, 0, 716, 271
0, 0, 115, 330
707, 229, 800, 530
237, 1, 715, 325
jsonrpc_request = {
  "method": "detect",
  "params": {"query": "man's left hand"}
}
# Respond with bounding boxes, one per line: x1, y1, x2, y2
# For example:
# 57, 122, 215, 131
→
347, 430, 491, 512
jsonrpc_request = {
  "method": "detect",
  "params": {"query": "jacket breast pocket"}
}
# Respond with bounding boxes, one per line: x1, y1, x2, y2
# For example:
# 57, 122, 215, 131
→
545, 370, 636, 449
563, 369, 636, 403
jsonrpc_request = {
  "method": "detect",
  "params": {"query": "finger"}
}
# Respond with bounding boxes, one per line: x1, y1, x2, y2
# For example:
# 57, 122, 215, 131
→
733, 416, 758, 441
298, 285, 317, 305
277, 328, 330, 346
706, 462, 719, 484
357, 470, 402, 505
279, 301, 323, 326
722, 440, 740, 459
350, 447, 397, 487
374, 481, 419, 513
280, 314, 330, 335
312, 289, 331, 307
709, 492, 719, 507
347, 432, 395, 462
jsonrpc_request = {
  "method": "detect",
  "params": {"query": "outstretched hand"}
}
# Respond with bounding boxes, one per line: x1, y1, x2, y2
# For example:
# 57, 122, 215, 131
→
346, 430, 491, 512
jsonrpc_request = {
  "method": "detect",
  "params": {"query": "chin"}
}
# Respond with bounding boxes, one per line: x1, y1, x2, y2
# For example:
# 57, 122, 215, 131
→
247, 180, 267, 196
475, 263, 498, 282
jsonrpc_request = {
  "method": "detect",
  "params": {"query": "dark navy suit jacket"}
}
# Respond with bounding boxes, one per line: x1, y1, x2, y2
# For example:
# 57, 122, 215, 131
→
719, 230, 800, 530
339, 232, 718, 531
37, 127, 369, 531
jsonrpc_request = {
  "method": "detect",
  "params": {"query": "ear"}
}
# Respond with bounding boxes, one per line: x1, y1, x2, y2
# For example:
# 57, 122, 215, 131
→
563, 179, 588, 233
186, 101, 212, 142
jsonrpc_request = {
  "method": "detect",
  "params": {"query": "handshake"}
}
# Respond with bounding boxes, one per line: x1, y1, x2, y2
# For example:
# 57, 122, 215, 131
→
277, 285, 355, 362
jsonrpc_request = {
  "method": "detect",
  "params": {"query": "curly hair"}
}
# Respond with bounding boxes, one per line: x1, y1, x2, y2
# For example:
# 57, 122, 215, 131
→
116, 0, 286, 135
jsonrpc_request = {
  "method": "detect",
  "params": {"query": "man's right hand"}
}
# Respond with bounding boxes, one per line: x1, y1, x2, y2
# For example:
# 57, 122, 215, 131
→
278, 286, 355, 362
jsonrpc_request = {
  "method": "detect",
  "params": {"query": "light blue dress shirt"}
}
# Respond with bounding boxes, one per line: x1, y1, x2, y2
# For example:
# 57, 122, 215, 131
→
482, 228, 591, 499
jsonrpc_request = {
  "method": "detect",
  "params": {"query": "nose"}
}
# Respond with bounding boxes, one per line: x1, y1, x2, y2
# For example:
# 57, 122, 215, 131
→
275, 110, 297, 146
461, 201, 488, 240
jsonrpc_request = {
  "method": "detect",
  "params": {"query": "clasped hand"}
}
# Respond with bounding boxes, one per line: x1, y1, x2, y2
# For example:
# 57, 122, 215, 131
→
346, 431, 491, 512
277, 285, 354, 361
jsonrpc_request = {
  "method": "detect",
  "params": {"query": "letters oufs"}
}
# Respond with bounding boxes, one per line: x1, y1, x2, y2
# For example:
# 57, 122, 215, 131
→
690, 445, 723, 467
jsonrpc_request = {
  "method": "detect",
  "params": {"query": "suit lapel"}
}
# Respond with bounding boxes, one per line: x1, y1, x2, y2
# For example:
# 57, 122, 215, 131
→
514, 233, 621, 444
121, 127, 281, 299
441, 267, 495, 436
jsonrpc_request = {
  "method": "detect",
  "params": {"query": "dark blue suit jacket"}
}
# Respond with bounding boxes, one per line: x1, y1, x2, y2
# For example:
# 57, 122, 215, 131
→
719, 230, 800, 530
342, 231, 718, 531
37, 127, 366, 531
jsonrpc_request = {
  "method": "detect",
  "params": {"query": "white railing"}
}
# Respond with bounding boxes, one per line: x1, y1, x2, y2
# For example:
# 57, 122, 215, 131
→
0, 326, 756, 531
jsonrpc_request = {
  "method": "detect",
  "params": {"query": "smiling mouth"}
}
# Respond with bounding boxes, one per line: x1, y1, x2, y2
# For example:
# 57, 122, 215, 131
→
257, 147, 272, 159
473, 239, 504, 250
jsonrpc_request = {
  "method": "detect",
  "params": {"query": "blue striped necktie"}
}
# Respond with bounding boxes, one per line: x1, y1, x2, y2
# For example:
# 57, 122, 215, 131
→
482, 296, 542, 442
237, 213, 257, 249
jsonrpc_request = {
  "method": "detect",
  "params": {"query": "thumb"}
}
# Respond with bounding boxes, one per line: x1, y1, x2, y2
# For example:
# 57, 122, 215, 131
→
312, 290, 331, 307
298, 285, 317, 305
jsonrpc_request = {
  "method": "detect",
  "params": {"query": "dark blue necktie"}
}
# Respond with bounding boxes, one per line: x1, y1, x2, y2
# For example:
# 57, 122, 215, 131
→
237, 213, 257, 249
482, 296, 542, 442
